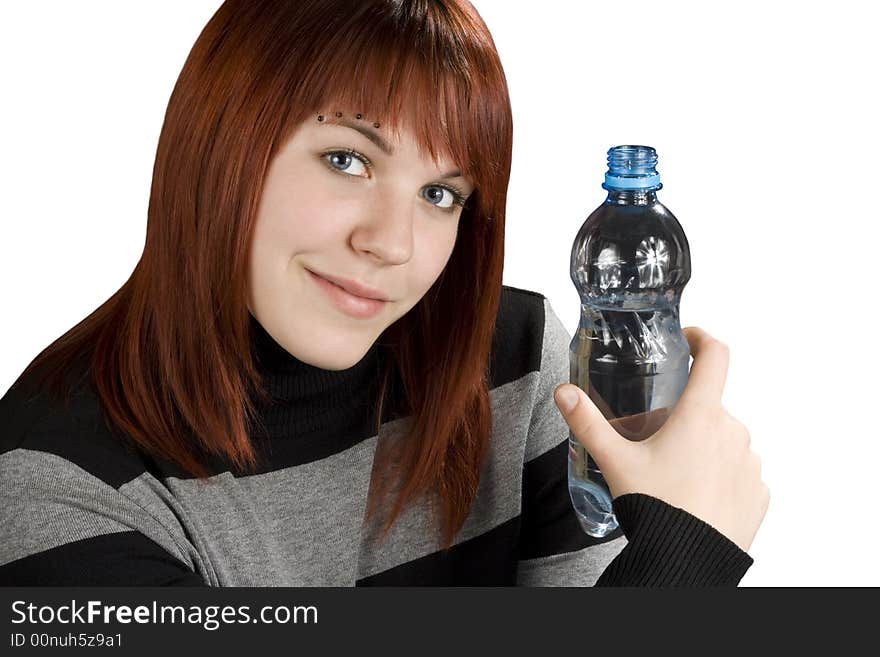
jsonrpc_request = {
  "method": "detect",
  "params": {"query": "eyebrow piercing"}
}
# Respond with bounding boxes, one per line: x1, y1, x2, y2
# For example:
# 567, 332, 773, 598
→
315, 112, 380, 129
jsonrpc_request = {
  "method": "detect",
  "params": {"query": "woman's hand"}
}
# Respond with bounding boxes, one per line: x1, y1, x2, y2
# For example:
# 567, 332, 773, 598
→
554, 326, 770, 553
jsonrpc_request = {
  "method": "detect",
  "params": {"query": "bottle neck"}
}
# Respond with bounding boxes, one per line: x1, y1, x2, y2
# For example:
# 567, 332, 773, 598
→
604, 189, 659, 206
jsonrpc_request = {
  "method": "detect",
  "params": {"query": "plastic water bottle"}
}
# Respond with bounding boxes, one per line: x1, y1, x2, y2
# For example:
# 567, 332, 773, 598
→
567, 145, 692, 538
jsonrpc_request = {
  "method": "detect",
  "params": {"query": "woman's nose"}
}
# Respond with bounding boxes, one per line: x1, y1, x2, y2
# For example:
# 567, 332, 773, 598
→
350, 191, 415, 266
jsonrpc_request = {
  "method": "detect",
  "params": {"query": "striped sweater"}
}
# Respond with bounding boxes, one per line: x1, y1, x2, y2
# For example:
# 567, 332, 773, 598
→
0, 286, 753, 586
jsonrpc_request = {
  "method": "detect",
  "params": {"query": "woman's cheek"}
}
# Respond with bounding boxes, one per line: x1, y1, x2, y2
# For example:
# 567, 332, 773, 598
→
417, 222, 459, 289
279, 196, 349, 246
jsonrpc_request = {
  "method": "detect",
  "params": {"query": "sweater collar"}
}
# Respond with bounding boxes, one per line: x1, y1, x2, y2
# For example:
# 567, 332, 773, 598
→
247, 311, 381, 438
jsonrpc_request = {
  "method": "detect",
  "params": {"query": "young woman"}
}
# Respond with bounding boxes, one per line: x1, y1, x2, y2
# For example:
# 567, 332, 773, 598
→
0, 0, 767, 586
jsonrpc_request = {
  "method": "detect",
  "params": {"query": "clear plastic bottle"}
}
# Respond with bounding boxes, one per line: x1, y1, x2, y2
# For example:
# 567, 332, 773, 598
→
567, 145, 692, 538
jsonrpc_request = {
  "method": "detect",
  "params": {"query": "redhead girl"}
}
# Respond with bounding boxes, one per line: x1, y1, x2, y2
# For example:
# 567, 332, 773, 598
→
0, 0, 766, 586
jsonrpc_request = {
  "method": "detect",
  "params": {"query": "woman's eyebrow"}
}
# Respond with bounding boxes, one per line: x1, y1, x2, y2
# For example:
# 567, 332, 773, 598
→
321, 117, 464, 181
323, 117, 394, 155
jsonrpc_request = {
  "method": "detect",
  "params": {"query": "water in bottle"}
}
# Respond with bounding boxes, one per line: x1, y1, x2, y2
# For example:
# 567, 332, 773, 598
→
567, 145, 692, 538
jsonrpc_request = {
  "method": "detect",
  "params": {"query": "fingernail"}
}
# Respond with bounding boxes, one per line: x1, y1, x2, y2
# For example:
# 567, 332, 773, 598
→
555, 386, 579, 414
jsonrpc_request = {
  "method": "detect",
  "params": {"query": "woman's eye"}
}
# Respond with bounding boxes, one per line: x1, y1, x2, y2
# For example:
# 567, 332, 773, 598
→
322, 150, 466, 212
323, 150, 369, 177
422, 185, 457, 209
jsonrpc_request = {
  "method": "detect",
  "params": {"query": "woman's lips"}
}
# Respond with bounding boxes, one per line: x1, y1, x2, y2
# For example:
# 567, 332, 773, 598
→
307, 269, 388, 319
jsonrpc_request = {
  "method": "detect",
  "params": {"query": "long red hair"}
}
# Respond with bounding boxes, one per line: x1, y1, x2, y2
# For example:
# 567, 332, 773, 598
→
15, 0, 513, 551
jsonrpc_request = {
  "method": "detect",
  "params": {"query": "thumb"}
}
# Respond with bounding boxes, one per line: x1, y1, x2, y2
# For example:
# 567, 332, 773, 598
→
554, 384, 628, 469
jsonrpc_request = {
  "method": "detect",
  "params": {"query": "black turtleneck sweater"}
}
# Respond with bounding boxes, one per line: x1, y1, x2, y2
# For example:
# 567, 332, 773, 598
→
0, 286, 753, 586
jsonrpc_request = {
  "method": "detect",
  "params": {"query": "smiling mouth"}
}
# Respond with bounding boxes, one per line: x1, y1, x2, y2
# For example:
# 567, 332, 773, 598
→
305, 268, 390, 301
306, 268, 389, 319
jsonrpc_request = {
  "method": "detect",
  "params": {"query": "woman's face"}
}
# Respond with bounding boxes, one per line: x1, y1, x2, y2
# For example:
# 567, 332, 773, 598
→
247, 111, 474, 370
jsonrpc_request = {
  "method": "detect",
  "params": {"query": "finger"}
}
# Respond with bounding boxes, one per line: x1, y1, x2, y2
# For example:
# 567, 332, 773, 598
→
680, 326, 729, 407
554, 384, 630, 470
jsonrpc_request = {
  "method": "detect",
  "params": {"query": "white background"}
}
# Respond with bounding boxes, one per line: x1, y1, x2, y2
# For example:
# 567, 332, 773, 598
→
1, 1, 877, 586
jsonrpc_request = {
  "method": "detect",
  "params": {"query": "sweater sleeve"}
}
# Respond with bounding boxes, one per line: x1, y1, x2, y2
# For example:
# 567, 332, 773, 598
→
0, 447, 207, 586
516, 296, 753, 587
594, 493, 754, 586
